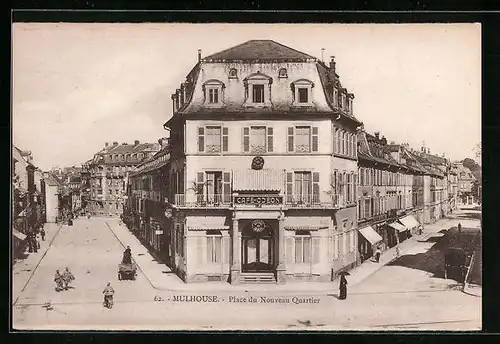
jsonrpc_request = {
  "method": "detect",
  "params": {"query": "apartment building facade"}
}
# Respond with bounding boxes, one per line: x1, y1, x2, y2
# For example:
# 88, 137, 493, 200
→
87, 141, 160, 216
356, 134, 422, 262
163, 40, 362, 284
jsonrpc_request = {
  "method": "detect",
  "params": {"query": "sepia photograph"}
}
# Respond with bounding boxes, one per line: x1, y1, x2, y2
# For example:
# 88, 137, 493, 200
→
11, 22, 482, 331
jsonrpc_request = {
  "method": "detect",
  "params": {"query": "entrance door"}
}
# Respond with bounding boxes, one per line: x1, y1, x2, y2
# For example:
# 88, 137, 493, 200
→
241, 221, 274, 272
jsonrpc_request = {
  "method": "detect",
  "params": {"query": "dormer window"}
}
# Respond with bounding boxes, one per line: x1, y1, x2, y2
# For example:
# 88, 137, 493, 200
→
243, 72, 273, 107
291, 79, 314, 107
229, 68, 238, 79
278, 68, 288, 78
203, 79, 225, 107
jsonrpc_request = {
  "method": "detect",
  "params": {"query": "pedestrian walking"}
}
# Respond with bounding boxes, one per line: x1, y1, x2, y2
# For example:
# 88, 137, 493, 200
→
457, 222, 462, 234
54, 270, 64, 292
338, 274, 348, 300
375, 247, 382, 263
40, 227, 46, 241
102, 282, 115, 309
395, 246, 401, 258
62, 267, 75, 290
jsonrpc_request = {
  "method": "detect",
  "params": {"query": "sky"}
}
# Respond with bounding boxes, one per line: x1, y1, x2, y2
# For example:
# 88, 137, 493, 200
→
12, 23, 481, 171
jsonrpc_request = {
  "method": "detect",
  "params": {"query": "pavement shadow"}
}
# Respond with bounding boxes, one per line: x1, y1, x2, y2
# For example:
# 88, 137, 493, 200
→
456, 212, 481, 220
388, 227, 481, 283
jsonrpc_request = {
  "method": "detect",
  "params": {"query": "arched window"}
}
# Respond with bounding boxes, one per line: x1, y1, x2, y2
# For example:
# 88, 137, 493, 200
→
278, 68, 288, 78
229, 68, 238, 78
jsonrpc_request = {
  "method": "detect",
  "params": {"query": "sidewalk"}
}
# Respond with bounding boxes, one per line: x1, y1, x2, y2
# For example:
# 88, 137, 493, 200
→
12, 222, 63, 305
105, 216, 465, 294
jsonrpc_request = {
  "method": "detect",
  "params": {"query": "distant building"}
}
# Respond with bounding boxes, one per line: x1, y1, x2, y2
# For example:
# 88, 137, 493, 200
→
454, 162, 476, 204
87, 141, 160, 216
43, 173, 62, 223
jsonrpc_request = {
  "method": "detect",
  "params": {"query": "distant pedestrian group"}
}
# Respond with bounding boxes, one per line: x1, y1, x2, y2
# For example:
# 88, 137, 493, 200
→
54, 267, 75, 292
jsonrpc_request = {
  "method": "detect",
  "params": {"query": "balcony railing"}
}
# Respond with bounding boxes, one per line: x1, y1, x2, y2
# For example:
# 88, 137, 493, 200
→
285, 194, 345, 208
174, 194, 231, 208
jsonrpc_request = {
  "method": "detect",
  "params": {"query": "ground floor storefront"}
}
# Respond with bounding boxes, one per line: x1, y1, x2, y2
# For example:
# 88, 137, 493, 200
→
167, 205, 359, 284
358, 212, 421, 262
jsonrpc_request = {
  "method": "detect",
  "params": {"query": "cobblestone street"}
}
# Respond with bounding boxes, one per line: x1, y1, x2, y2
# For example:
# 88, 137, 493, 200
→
12, 209, 481, 331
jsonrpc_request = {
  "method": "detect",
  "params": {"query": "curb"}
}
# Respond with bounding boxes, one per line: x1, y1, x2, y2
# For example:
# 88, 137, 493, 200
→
13, 223, 64, 306
105, 219, 456, 295
104, 221, 159, 291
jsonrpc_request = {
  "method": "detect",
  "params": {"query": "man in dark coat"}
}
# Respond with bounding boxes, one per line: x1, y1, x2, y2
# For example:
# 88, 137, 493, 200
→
122, 246, 132, 264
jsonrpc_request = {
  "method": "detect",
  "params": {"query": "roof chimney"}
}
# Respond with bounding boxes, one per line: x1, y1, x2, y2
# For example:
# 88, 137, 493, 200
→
113, 141, 118, 146
427, 148, 430, 154
390, 141, 395, 145
134, 140, 140, 146
198, 49, 202, 62
381, 136, 387, 145
329, 56, 336, 73
321, 48, 325, 62
105, 142, 109, 148
374, 132, 380, 140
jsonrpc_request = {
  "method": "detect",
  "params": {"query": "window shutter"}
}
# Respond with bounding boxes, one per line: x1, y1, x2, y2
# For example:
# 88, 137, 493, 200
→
222, 127, 229, 152
354, 173, 357, 199
222, 171, 231, 203
312, 172, 320, 203
267, 127, 274, 152
243, 127, 250, 152
333, 234, 339, 259
223, 236, 230, 264
333, 170, 338, 194
312, 237, 320, 264
196, 172, 205, 196
287, 127, 294, 152
198, 127, 205, 152
333, 127, 337, 153
312, 127, 319, 152
286, 172, 294, 203
286, 237, 294, 264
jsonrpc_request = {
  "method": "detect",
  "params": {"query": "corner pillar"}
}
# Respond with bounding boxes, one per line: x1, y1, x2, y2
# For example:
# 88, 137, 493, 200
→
230, 214, 240, 284
276, 211, 286, 284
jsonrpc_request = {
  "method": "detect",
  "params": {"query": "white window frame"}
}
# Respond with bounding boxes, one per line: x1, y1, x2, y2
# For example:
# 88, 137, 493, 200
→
291, 79, 314, 107
243, 73, 273, 107
294, 231, 312, 264
203, 80, 225, 108
206, 231, 223, 263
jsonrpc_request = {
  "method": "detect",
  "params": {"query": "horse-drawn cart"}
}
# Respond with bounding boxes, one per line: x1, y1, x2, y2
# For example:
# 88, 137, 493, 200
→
118, 262, 137, 280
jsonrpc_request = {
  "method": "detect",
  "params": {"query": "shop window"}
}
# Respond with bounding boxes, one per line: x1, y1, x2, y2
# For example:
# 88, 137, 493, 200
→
294, 231, 311, 263
207, 230, 222, 263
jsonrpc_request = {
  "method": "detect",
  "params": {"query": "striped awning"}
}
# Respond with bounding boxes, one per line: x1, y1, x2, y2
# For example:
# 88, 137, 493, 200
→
284, 217, 330, 230
233, 169, 284, 192
359, 226, 383, 245
13, 229, 27, 241
388, 221, 408, 232
399, 215, 420, 229
186, 216, 230, 231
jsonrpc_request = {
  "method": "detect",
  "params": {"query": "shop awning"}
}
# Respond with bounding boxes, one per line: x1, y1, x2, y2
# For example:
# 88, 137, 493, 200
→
233, 169, 284, 192
398, 215, 420, 229
388, 222, 408, 232
13, 229, 27, 241
186, 216, 230, 230
284, 216, 330, 230
359, 226, 383, 245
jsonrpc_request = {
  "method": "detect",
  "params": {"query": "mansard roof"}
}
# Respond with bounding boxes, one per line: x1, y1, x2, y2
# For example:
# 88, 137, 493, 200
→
203, 40, 316, 62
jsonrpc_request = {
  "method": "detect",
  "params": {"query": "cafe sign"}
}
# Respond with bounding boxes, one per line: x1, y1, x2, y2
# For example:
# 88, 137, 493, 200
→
233, 195, 283, 206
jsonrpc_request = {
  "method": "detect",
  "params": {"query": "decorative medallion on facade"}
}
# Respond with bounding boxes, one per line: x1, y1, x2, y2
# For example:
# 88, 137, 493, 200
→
251, 156, 265, 170
252, 219, 266, 233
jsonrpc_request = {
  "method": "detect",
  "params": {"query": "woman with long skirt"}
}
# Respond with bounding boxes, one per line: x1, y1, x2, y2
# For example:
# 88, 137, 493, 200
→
339, 275, 348, 300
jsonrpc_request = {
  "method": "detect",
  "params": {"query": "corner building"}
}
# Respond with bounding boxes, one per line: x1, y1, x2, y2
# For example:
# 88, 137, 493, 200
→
164, 40, 361, 284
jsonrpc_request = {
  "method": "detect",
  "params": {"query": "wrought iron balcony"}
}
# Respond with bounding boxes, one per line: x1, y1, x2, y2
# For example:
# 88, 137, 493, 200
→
285, 194, 345, 209
174, 194, 231, 208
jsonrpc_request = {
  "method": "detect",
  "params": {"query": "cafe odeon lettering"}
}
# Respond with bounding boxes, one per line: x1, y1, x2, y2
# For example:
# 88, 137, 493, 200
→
233, 195, 283, 205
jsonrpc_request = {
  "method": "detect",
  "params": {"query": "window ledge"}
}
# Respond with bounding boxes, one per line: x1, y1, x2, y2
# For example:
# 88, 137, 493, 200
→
291, 102, 315, 108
